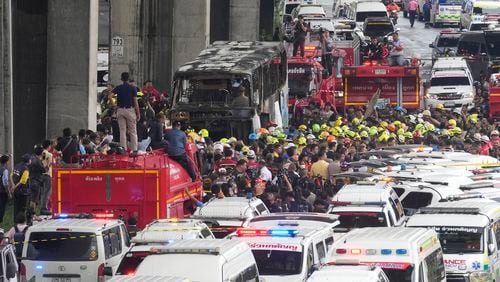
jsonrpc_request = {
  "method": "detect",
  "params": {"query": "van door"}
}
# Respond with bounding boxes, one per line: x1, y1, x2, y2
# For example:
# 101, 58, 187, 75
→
492, 221, 500, 281
102, 226, 125, 273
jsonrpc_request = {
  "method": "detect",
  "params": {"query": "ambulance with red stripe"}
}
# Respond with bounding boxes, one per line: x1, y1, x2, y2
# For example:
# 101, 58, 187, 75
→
327, 227, 446, 282
406, 201, 500, 281
229, 213, 339, 281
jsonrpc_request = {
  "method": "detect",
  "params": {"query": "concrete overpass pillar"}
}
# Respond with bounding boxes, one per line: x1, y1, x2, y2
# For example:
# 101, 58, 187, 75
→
109, 0, 210, 92
229, 0, 260, 41
46, 0, 98, 138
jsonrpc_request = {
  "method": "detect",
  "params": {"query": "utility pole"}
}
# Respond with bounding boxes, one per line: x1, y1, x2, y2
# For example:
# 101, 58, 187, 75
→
0, 0, 14, 166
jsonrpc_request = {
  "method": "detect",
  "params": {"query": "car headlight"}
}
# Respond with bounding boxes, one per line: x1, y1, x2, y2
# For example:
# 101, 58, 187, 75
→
462, 91, 474, 98
470, 271, 491, 282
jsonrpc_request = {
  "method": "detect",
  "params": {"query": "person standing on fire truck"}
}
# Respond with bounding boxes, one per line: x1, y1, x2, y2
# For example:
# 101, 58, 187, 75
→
114, 72, 140, 151
165, 121, 197, 182
293, 15, 308, 57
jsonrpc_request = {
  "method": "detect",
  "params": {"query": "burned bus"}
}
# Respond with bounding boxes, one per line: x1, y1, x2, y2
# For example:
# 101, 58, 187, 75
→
170, 41, 288, 140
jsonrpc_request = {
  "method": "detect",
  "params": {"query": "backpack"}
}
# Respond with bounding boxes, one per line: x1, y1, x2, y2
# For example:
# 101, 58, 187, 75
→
13, 225, 28, 258
12, 162, 29, 196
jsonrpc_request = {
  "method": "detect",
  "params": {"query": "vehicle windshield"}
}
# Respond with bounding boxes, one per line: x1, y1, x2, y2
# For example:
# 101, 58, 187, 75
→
401, 192, 433, 210
383, 266, 415, 282
116, 252, 149, 276
27, 232, 98, 261
431, 226, 484, 254
437, 36, 460, 47
356, 12, 388, 22
473, 7, 500, 14
469, 23, 492, 31
485, 33, 500, 57
288, 64, 315, 98
252, 250, 303, 275
430, 76, 470, 86
438, 0, 461, 5
286, 3, 299, 14
457, 41, 480, 56
364, 22, 394, 37
175, 77, 251, 107
332, 212, 388, 230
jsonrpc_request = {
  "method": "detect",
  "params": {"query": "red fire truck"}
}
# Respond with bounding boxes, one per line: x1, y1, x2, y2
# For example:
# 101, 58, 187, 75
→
51, 145, 202, 228
490, 73, 500, 120
342, 62, 421, 110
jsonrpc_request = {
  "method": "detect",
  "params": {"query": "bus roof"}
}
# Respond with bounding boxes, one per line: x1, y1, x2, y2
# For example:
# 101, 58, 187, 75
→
175, 41, 285, 76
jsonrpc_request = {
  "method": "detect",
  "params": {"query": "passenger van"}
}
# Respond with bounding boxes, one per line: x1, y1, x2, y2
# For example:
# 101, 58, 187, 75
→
392, 181, 464, 215
429, 0, 462, 27
347, 1, 389, 26
327, 227, 446, 282
232, 213, 338, 281
407, 201, 500, 281
307, 264, 389, 282
425, 57, 475, 109
134, 239, 259, 282
21, 215, 129, 282
192, 197, 269, 238
327, 181, 406, 235
115, 219, 214, 276
460, 0, 500, 31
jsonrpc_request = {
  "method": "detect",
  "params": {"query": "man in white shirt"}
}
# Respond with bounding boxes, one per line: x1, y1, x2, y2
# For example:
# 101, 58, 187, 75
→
389, 33, 405, 66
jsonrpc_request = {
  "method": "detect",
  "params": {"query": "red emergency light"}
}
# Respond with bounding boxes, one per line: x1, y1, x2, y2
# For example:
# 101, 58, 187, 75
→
94, 213, 114, 219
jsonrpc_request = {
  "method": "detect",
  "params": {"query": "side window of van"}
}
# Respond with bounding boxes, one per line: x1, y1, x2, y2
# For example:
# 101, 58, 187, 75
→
325, 237, 334, 252
388, 197, 402, 222
315, 241, 326, 261
120, 225, 130, 248
256, 204, 268, 215
201, 228, 213, 238
494, 222, 500, 248
230, 264, 259, 282
424, 249, 446, 282
307, 244, 315, 273
103, 226, 123, 259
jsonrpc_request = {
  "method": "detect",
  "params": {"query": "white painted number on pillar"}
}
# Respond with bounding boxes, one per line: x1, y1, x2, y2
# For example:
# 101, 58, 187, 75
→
111, 36, 124, 57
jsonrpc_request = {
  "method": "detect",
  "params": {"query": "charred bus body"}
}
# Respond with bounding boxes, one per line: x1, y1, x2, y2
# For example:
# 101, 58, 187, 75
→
171, 41, 288, 141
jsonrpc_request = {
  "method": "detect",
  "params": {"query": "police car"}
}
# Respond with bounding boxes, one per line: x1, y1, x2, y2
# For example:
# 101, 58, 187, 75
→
192, 197, 269, 238
230, 213, 339, 281
115, 219, 214, 276
20, 213, 129, 282
327, 181, 405, 236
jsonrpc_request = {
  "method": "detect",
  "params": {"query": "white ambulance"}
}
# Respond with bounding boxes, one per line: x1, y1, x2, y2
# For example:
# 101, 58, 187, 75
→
21, 214, 129, 282
406, 201, 500, 281
307, 264, 389, 281
192, 197, 269, 238
327, 181, 406, 236
327, 227, 446, 282
230, 213, 338, 281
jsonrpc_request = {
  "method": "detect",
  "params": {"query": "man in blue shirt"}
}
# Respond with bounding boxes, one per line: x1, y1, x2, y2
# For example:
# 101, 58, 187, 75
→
113, 72, 140, 151
164, 121, 197, 181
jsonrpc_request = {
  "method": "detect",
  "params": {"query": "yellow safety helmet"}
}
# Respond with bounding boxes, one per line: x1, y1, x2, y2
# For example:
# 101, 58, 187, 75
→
298, 124, 308, 132
198, 128, 209, 138
319, 131, 330, 140
380, 121, 388, 128
360, 131, 369, 138
352, 117, 360, 125
334, 118, 342, 127
436, 103, 444, 110
297, 136, 307, 145
242, 146, 249, 153
448, 119, 457, 127
220, 138, 229, 144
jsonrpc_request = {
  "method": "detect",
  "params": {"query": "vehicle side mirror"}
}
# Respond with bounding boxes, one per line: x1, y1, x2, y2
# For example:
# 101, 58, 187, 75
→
103, 266, 114, 277
6, 263, 16, 279
489, 244, 496, 254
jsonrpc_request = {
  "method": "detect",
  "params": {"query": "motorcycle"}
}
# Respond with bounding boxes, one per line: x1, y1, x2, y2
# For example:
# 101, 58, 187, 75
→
390, 10, 398, 25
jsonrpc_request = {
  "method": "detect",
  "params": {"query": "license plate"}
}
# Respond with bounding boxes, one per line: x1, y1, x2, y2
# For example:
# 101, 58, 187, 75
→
374, 69, 387, 75
444, 102, 454, 107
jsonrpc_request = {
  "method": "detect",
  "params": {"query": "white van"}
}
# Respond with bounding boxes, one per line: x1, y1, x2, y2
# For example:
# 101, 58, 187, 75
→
232, 213, 338, 281
392, 181, 464, 215
327, 227, 446, 282
460, 0, 500, 30
115, 219, 214, 276
134, 239, 259, 282
327, 181, 406, 235
192, 197, 269, 238
21, 216, 129, 282
406, 201, 500, 281
0, 244, 18, 282
348, 1, 389, 26
399, 151, 500, 168
383, 170, 474, 188
425, 57, 475, 109
307, 264, 389, 282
